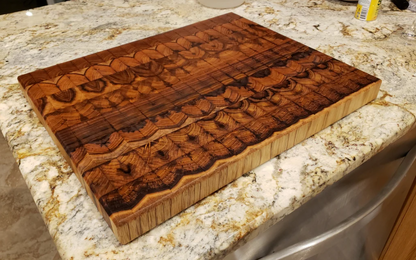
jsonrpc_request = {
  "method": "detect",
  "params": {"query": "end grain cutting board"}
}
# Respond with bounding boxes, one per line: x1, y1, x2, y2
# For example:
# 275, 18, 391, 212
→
17, 13, 381, 244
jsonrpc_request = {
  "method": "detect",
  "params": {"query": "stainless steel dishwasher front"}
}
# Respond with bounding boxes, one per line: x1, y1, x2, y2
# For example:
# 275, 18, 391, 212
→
224, 127, 416, 260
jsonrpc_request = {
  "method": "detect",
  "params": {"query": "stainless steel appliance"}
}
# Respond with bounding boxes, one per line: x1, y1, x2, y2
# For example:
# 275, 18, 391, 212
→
225, 127, 416, 260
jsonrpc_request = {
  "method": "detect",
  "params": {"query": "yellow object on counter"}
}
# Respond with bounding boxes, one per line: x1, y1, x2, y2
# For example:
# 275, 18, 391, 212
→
355, 0, 382, 21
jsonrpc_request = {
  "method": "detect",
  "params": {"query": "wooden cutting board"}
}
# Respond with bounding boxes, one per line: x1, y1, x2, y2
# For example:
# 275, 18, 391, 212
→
17, 13, 381, 244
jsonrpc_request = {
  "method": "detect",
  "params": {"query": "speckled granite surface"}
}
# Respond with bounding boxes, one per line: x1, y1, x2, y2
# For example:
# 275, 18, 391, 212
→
0, 0, 415, 259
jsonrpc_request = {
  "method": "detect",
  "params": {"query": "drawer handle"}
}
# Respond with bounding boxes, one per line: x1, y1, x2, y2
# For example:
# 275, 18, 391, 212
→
260, 144, 416, 260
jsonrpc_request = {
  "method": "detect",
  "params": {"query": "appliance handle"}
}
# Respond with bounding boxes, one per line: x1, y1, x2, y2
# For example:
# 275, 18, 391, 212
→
259, 144, 416, 260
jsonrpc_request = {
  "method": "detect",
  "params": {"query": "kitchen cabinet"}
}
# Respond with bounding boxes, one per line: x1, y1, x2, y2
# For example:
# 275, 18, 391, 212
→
380, 176, 416, 260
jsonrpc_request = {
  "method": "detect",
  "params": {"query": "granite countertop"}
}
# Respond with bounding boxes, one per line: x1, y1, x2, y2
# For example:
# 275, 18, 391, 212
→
0, 0, 415, 259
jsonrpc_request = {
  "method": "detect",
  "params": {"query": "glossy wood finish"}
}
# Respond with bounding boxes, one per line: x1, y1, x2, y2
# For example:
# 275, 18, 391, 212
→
380, 177, 416, 260
18, 13, 381, 244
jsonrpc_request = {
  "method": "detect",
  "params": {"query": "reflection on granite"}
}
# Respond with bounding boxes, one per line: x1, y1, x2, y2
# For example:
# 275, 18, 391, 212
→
0, 134, 60, 260
0, 0, 415, 259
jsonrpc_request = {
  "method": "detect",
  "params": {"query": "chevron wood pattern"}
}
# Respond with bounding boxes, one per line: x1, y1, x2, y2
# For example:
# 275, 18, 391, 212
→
18, 13, 381, 244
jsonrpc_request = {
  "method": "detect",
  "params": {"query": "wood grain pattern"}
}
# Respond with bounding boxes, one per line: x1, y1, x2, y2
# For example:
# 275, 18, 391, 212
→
380, 176, 416, 260
17, 13, 381, 244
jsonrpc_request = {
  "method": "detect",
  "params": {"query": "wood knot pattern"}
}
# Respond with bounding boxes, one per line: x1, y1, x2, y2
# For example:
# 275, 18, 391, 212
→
17, 13, 381, 244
